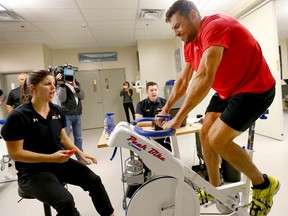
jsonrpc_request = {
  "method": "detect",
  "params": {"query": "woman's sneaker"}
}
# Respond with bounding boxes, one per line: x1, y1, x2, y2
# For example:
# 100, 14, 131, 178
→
250, 175, 280, 216
197, 189, 214, 205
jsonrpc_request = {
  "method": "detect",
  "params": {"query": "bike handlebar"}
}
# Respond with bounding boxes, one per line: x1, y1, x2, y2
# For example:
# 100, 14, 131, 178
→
133, 116, 175, 137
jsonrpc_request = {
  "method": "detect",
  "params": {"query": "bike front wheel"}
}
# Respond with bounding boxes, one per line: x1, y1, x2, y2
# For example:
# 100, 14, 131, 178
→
127, 176, 200, 216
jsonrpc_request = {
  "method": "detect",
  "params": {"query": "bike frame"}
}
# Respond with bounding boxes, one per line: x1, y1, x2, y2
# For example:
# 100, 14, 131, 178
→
108, 121, 251, 216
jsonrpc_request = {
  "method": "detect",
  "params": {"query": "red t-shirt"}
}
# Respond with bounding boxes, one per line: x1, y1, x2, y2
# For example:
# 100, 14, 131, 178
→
184, 14, 275, 99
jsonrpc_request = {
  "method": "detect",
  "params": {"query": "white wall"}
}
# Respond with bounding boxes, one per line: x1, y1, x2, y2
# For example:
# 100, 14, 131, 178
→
239, 1, 284, 140
137, 39, 177, 99
279, 38, 288, 80
0, 44, 46, 72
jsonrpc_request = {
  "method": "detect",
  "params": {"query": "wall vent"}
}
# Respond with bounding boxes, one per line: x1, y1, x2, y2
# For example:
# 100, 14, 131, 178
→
139, 9, 164, 20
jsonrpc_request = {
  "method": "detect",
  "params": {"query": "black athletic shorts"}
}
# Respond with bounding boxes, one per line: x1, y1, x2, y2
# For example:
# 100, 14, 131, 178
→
205, 85, 275, 132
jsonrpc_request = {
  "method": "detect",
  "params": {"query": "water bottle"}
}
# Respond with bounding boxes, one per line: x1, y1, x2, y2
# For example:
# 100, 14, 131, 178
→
106, 112, 114, 136
103, 115, 108, 134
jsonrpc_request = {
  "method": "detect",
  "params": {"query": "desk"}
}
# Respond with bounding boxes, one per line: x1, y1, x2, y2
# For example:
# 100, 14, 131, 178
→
98, 130, 109, 148
97, 123, 202, 149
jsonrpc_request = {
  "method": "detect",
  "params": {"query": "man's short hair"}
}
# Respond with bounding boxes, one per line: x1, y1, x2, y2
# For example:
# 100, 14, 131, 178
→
146, 81, 158, 91
165, 0, 201, 23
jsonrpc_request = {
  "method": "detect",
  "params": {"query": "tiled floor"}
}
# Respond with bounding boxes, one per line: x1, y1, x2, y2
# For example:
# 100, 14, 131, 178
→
0, 111, 287, 216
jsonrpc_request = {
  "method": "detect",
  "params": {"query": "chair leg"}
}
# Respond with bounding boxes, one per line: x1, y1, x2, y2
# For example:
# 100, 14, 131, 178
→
43, 203, 52, 216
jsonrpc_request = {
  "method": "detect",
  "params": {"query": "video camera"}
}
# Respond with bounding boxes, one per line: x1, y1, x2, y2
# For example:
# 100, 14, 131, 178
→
52, 64, 78, 83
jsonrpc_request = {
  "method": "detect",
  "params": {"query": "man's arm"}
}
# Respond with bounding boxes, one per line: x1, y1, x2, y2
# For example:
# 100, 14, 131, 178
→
6, 105, 13, 113
74, 81, 85, 100
0, 96, 6, 106
161, 62, 195, 115
162, 45, 224, 129
0, 90, 6, 106
5, 91, 14, 113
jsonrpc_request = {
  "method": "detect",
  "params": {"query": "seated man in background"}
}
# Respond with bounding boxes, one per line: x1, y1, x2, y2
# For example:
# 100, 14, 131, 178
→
125, 81, 171, 198
135, 81, 171, 151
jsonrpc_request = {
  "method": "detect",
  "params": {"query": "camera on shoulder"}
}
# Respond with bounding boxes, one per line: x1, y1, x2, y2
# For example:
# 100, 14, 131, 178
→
63, 67, 75, 82
52, 64, 78, 83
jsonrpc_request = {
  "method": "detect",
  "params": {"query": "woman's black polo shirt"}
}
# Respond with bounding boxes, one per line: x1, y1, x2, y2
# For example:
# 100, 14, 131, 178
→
1, 102, 66, 173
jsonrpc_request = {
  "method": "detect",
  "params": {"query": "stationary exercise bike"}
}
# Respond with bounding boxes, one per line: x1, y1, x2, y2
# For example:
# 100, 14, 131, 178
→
108, 116, 260, 216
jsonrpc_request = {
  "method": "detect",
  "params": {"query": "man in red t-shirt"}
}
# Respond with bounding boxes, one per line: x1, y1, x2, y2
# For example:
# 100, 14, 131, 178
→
157, 0, 279, 215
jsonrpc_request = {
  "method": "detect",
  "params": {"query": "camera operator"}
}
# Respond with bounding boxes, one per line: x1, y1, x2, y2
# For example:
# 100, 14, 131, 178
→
54, 66, 89, 165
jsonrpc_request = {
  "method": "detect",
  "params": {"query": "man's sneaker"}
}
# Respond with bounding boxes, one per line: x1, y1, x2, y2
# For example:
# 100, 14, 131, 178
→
197, 189, 214, 205
250, 175, 280, 216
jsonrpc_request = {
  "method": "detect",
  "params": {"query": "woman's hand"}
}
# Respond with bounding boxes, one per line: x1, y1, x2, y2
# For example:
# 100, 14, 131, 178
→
49, 150, 72, 163
78, 152, 97, 165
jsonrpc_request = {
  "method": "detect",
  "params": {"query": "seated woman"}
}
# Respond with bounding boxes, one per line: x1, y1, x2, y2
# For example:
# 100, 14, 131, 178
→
1, 70, 115, 216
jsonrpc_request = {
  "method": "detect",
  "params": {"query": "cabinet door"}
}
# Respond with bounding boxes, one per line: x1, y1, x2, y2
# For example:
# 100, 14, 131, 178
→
76, 68, 126, 129
99, 68, 126, 125
76, 70, 104, 129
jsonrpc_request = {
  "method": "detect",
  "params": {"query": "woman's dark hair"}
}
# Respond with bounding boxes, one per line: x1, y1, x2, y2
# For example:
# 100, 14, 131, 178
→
21, 70, 53, 103
165, 0, 201, 23
146, 81, 158, 91
123, 81, 130, 87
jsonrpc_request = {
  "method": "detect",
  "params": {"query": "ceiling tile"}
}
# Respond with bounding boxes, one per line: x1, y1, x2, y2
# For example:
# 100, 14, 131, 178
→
0, 0, 286, 49
87, 20, 136, 30
76, 0, 138, 9
0, 0, 78, 9
12, 8, 84, 21
0, 21, 38, 32
81, 8, 137, 21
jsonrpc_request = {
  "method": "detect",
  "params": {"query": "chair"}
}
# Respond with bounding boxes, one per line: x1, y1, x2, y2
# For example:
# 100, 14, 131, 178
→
18, 187, 52, 216
18, 183, 68, 216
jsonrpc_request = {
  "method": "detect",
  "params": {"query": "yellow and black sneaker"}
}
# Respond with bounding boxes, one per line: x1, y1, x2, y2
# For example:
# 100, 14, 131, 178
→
250, 175, 280, 216
197, 189, 214, 205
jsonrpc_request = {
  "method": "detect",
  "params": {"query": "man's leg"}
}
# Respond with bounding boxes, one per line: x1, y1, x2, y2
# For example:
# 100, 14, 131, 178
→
65, 115, 73, 137
206, 117, 280, 215
204, 115, 264, 186
199, 112, 222, 186
72, 115, 83, 152
200, 112, 263, 187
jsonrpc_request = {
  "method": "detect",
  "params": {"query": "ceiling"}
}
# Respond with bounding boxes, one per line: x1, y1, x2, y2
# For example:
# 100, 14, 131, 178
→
0, 0, 287, 49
